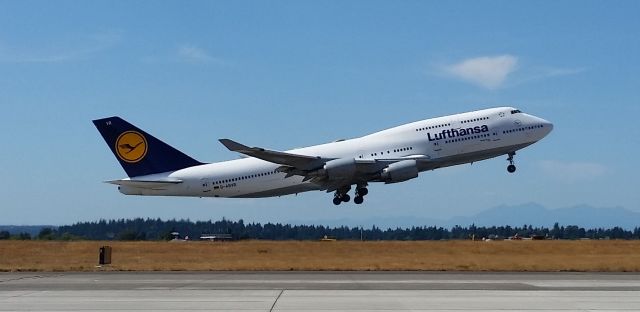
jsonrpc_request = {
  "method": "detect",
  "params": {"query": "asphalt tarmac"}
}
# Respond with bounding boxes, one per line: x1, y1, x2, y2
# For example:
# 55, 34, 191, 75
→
1, 272, 639, 311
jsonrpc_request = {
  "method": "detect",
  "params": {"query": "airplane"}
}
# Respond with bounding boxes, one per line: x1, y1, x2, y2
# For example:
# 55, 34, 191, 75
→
93, 107, 553, 205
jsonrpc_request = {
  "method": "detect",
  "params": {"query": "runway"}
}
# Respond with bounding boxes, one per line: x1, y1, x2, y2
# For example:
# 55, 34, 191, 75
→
1, 272, 639, 311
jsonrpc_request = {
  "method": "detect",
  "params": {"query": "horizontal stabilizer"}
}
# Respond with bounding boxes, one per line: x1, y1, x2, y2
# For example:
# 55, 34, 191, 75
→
107, 179, 183, 189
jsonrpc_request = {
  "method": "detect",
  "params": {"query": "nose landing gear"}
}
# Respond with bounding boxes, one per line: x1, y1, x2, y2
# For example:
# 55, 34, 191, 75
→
507, 152, 517, 173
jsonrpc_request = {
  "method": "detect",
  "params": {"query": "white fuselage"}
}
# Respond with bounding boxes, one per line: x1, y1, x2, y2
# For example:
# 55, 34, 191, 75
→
117, 107, 552, 198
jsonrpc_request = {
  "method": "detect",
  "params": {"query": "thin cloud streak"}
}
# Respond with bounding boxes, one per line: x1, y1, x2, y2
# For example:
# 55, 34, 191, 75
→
177, 44, 227, 65
0, 31, 122, 63
510, 66, 586, 86
538, 160, 608, 183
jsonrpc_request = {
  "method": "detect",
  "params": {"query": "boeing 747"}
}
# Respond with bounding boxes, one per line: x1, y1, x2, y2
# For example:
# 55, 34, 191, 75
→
93, 107, 552, 205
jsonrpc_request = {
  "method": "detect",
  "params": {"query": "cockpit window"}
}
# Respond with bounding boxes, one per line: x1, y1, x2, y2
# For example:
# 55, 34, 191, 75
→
510, 109, 522, 114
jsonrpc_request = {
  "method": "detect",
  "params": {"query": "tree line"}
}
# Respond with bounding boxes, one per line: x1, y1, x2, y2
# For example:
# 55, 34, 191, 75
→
1, 218, 639, 241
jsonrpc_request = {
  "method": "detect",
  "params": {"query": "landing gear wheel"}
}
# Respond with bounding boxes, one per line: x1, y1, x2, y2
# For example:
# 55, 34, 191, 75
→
332, 197, 342, 205
341, 194, 351, 203
354, 196, 364, 204
354, 186, 368, 204
506, 152, 517, 173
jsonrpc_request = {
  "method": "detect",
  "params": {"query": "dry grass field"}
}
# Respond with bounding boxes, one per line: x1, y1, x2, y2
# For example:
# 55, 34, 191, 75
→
1, 240, 639, 272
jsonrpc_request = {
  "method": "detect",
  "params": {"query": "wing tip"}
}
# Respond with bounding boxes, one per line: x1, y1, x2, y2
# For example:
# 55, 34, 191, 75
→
219, 138, 249, 152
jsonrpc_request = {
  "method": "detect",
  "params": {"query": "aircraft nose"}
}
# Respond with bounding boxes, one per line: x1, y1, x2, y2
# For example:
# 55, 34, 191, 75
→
536, 117, 553, 137
526, 114, 553, 138
542, 119, 553, 132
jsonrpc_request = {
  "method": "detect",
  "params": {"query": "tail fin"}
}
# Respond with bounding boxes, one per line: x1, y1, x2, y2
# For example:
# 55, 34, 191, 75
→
93, 116, 203, 177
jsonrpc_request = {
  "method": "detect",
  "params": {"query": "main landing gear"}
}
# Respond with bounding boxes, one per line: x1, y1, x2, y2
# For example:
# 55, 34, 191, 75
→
507, 152, 517, 173
333, 186, 351, 205
333, 193, 350, 205
333, 186, 368, 205
353, 187, 368, 205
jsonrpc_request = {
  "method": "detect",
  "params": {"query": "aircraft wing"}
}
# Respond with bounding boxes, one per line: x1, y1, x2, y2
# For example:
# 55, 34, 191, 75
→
219, 138, 436, 191
219, 139, 331, 170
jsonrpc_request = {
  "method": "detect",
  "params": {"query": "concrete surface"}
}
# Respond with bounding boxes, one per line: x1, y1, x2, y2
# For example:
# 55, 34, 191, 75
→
1, 272, 639, 311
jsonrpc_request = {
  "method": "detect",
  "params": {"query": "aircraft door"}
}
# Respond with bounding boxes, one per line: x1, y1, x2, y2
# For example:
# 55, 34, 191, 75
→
200, 178, 212, 194
450, 119, 461, 129
428, 138, 442, 160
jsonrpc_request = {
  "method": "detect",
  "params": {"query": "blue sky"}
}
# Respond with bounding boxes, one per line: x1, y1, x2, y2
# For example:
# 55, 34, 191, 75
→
1, 1, 638, 226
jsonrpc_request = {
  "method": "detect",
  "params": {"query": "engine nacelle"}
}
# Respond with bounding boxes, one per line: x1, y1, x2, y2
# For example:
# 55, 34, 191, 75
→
381, 160, 418, 183
323, 158, 357, 179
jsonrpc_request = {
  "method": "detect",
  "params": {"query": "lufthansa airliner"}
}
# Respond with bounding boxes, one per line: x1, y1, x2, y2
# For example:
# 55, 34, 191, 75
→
93, 107, 552, 205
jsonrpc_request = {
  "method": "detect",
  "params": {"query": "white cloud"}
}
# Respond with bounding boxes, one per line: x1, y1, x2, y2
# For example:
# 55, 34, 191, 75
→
177, 44, 223, 64
538, 160, 608, 183
443, 55, 518, 90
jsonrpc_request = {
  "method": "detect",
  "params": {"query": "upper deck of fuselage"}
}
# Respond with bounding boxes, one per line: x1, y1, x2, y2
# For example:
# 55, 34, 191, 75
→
362, 107, 516, 139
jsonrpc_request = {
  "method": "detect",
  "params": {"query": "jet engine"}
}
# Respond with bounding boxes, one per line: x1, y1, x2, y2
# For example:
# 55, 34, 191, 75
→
322, 158, 357, 179
380, 160, 418, 183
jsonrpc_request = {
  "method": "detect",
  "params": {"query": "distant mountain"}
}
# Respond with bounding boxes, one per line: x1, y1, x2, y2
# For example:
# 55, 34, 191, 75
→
446, 203, 640, 229
289, 203, 640, 229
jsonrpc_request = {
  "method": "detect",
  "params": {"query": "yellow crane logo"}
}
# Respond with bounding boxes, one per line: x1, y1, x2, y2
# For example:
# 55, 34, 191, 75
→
115, 131, 147, 163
